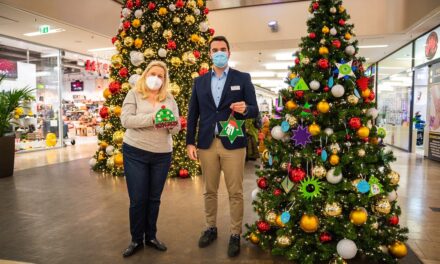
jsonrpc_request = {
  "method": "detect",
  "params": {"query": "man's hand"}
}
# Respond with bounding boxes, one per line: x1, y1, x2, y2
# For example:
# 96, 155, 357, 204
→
230, 101, 247, 114
187, 144, 198, 160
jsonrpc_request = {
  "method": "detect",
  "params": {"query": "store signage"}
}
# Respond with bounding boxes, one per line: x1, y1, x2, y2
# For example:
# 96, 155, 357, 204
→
39, 25, 50, 34
85, 59, 109, 76
428, 132, 440, 161
425, 31, 438, 60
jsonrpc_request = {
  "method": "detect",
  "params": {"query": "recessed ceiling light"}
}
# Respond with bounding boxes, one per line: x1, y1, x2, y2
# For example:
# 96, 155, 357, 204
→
23, 28, 65, 37
275, 52, 296, 61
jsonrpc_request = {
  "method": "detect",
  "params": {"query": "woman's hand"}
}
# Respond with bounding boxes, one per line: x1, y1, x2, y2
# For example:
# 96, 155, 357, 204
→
187, 144, 198, 160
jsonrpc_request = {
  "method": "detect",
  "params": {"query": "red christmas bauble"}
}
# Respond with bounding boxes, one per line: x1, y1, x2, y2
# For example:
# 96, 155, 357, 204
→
193, 50, 201, 59
123, 21, 131, 30
209, 28, 215, 36
179, 169, 189, 178
289, 168, 306, 183
126, 0, 133, 9
109, 81, 121, 94
309, 32, 316, 39
204, 8, 209, 14
369, 91, 375, 100
257, 220, 271, 232
364, 98, 371, 104
313, 110, 319, 116
148, 2, 156, 10
119, 67, 129, 78
176, 0, 184, 8
295, 91, 304, 99
345, 134, 352, 141
356, 77, 369, 91
318, 58, 329, 69
295, 57, 300, 65
323, 86, 330, 92
111, 36, 118, 44
332, 40, 341, 48
320, 232, 332, 243
389, 215, 399, 225
316, 148, 323, 155
167, 40, 177, 50
273, 188, 282, 196
349, 117, 362, 130
199, 68, 209, 76
363, 137, 369, 143
312, 2, 319, 10
339, 19, 346, 26
99, 107, 109, 119
135, 0, 141, 7
257, 177, 268, 189
179, 116, 187, 129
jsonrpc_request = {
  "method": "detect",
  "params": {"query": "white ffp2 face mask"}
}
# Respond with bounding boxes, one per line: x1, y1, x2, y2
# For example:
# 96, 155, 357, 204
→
146, 76, 163, 90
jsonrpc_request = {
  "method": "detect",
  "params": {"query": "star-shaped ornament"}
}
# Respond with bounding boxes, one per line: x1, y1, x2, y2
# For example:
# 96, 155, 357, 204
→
219, 115, 244, 144
335, 60, 355, 79
291, 125, 312, 147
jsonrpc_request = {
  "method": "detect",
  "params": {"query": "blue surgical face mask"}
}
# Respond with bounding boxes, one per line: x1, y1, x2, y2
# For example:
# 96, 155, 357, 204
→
212, 51, 228, 68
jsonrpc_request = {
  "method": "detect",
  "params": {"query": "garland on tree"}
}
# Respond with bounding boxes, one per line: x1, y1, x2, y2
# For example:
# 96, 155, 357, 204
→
245, 1, 408, 263
89, 0, 214, 177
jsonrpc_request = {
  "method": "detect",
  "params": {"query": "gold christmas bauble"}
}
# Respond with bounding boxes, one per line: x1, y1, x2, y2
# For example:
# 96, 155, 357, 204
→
197, 0, 204, 7
345, 32, 352, 40
173, 17, 181, 24
182, 51, 197, 65
103, 88, 111, 99
262, 150, 269, 162
249, 232, 260, 244
300, 214, 319, 233
106, 156, 114, 168
190, 34, 200, 43
389, 241, 407, 258
275, 215, 285, 227
198, 37, 206, 46
339, 5, 346, 13
388, 171, 400, 185
152, 21, 161, 31
286, 115, 297, 126
308, 122, 321, 136
357, 126, 370, 139
158, 7, 168, 16
114, 40, 121, 50
329, 257, 347, 264
98, 151, 106, 161
124, 36, 134, 47
373, 198, 391, 215
112, 106, 122, 117
114, 153, 124, 167
317, 100, 330, 113
276, 235, 292, 248
171, 57, 182, 67
185, 15, 196, 25
312, 165, 327, 179
289, 72, 297, 79
285, 100, 297, 110
350, 208, 368, 225
322, 26, 330, 34
134, 38, 143, 49
361, 88, 371, 98
120, 30, 126, 38
113, 131, 124, 146
319, 46, 329, 55
351, 178, 362, 190
99, 141, 109, 150
280, 162, 289, 171
144, 48, 155, 58
357, 148, 366, 157
132, 19, 141, 28
104, 123, 113, 130
187, 0, 197, 9
329, 154, 340, 166
191, 72, 200, 79
347, 95, 359, 105
324, 202, 342, 217
111, 54, 123, 68
170, 83, 181, 96
163, 29, 173, 39
122, 82, 131, 91
200, 62, 210, 70
265, 211, 278, 225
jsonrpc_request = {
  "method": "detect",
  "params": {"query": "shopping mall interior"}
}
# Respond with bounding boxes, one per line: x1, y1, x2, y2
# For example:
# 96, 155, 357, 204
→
0, 0, 440, 263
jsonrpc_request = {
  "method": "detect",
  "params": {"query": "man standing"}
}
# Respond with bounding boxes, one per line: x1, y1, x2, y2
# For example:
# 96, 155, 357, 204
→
186, 36, 259, 257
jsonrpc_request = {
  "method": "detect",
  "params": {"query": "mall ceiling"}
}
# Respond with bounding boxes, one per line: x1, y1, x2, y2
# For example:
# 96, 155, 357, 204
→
0, 0, 440, 90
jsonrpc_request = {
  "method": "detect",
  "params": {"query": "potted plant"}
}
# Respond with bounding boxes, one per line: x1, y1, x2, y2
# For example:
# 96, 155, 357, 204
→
0, 75, 35, 178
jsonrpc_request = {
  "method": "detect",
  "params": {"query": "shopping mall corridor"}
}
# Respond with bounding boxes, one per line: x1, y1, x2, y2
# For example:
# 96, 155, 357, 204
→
0, 145, 439, 264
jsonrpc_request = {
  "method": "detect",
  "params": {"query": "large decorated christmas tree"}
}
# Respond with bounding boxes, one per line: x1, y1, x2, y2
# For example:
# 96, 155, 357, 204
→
90, 0, 213, 177
245, 0, 408, 263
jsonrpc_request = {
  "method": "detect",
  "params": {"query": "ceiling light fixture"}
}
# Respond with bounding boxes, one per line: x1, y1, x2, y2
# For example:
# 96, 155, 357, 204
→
23, 28, 65, 37
275, 52, 296, 61
265, 62, 293, 70
268, 20, 278, 32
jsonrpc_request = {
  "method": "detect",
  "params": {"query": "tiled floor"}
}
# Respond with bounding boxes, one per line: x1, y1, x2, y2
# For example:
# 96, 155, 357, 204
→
2, 143, 439, 263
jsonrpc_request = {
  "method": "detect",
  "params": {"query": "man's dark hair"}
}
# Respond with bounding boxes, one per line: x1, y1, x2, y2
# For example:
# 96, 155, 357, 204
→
209, 36, 230, 51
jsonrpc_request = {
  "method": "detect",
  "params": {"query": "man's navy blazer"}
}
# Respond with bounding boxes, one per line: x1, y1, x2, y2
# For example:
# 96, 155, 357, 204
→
186, 68, 259, 150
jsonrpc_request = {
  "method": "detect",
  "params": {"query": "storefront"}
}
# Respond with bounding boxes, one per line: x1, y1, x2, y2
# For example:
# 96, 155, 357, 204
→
0, 34, 109, 152
376, 25, 440, 161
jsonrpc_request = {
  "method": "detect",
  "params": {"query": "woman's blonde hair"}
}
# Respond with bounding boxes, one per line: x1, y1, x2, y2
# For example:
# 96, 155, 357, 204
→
135, 60, 170, 102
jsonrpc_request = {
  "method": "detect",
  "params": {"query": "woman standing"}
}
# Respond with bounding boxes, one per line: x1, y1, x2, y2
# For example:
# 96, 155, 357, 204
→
120, 61, 180, 257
